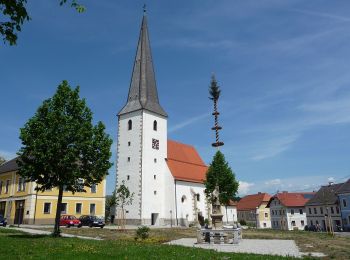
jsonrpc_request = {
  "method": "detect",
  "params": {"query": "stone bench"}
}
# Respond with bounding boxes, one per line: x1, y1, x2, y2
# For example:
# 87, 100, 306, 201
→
197, 228, 242, 244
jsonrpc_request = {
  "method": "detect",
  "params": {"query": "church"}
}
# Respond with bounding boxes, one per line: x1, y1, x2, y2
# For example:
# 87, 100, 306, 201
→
115, 12, 234, 226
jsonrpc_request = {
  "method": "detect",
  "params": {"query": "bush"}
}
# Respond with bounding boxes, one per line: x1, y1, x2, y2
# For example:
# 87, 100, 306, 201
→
136, 226, 150, 240
239, 219, 247, 226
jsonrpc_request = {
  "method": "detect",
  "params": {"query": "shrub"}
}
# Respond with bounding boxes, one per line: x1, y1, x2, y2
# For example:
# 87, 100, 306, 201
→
136, 226, 150, 240
239, 219, 247, 226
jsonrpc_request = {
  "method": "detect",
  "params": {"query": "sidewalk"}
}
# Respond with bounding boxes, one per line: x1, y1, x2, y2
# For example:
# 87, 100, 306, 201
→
8, 227, 103, 240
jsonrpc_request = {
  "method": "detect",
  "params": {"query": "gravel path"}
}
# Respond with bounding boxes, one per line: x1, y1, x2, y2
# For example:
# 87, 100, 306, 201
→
167, 238, 302, 257
9, 227, 103, 240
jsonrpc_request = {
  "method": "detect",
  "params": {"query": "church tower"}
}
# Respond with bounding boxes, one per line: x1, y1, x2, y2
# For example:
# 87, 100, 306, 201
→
116, 12, 168, 225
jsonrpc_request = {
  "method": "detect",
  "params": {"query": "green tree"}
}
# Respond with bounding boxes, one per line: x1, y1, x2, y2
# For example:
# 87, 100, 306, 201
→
0, 0, 84, 45
204, 151, 239, 223
115, 180, 134, 228
105, 190, 116, 222
0, 155, 6, 165
17, 80, 112, 236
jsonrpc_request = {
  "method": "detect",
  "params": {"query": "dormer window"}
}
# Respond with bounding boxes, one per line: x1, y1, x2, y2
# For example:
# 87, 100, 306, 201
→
153, 120, 157, 131
128, 120, 132, 130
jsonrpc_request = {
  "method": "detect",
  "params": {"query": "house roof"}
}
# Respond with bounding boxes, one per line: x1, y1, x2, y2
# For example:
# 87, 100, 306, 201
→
267, 192, 315, 208
118, 13, 167, 117
166, 140, 207, 183
0, 157, 19, 174
337, 179, 350, 194
237, 193, 271, 211
306, 183, 344, 206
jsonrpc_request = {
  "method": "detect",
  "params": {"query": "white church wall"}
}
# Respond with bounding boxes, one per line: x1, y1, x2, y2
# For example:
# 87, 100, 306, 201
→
116, 110, 143, 223
162, 163, 176, 225
175, 181, 208, 226
221, 205, 237, 224
140, 110, 168, 224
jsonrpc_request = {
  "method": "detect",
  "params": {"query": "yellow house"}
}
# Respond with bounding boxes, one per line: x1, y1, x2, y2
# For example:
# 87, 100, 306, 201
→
0, 158, 106, 225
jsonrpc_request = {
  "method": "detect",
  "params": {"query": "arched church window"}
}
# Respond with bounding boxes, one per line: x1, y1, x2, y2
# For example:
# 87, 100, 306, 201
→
196, 194, 200, 202
128, 120, 132, 130
153, 120, 157, 131
181, 195, 186, 203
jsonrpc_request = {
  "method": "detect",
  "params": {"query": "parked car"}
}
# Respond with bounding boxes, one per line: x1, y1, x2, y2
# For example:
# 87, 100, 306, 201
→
0, 215, 7, 227
60, 215, 82, 228
79, 215, 105, 228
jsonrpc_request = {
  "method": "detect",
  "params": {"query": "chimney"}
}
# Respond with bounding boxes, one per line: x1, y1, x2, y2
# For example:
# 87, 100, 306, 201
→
328, 181, 334, 186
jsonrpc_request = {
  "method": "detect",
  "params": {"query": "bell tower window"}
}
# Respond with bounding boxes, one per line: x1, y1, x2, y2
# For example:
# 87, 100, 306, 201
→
128, 120, 132, 130
153, 120, 157, 131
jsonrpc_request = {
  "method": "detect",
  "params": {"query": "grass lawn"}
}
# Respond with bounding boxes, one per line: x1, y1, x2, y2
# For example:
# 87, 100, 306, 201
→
35, 226, 350, 259
0, 228, 300, 260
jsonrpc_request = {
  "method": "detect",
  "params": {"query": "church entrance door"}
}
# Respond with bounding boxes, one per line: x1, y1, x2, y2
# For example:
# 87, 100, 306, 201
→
151, 213, 159, 225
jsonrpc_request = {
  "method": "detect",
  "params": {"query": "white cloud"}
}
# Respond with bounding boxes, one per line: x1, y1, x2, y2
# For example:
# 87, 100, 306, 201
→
168, 113, 210, 133
264, 178, 282, 186
289, 8, 350, 22
238, 181, 254, 196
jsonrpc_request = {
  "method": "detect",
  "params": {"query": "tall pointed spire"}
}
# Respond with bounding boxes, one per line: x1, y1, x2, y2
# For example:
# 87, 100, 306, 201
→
118, 11, 167, 117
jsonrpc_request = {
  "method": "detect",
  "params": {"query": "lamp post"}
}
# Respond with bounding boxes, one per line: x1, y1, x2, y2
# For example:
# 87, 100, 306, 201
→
255, 207, 259, 229
170, 210, 173, 228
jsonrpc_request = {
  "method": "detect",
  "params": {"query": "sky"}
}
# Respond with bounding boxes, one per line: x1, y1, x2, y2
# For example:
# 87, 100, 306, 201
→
1, 0, 350, 196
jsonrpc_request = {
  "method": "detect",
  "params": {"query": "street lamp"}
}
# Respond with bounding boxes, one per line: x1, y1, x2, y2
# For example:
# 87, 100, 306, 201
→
255, 207, 259, 229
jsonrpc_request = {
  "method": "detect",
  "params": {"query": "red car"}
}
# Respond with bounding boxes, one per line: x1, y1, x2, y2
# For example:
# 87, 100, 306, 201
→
60, 215, 82, 228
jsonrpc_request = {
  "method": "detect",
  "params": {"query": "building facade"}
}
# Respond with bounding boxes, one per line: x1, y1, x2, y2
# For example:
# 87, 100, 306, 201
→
305, 182, 343, 231
0, 158, 106, 225
237, 192, 271, 228
337, 179, 350, 231
267, 192, 314, 231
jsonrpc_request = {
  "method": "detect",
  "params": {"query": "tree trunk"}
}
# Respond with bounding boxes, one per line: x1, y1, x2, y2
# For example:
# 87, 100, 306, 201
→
53, 185, 64, 236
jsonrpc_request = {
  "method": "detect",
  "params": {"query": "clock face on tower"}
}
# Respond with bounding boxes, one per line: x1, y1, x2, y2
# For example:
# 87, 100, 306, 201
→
152, 138, 159, 150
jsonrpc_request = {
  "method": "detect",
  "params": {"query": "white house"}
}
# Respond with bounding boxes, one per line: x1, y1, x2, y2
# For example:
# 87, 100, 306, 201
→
267, 192, 314, 231
115, 13, 217, 226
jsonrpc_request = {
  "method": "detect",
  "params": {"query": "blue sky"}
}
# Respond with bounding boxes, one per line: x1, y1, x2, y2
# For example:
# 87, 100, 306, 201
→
1, 0, 350, 196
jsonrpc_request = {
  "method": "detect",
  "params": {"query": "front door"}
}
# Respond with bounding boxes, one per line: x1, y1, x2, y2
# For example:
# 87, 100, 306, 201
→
151, 213, 159, 225
14, 200, 25, 225
0, 202, 6, 216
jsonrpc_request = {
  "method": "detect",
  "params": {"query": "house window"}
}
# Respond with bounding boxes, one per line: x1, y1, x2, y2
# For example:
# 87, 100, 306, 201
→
314, 208, 317, 214
331, 207, 334, 214
18, 177, 26, 192
336, 207, 340, 214
5, 180, 10, 193
127, 157, 130, 162
320, 207, 323, 214
154, 158, 157, 163
279, 210, 281, 215
90, 203, 96, 215
76, 203, 82, 214
301, 220, 305, 226
299, 209, 303, 215
128, 141, 131, 146
91, 184, 97, 193
291, 209, 294, 215
43, 202, 51, 214
311, 220, 313, 226
153, 175, 156, 180
196, 194, 200, 202
153, 120, 157, 131
128, 120, 132, 130
61, 203, 67, 214
154, 190, 157, 195
291, 221, 296, 226
127, 175, 130, 180
309, 208, 312, 214
343, 199, 347, 208
265, 212, 268, 218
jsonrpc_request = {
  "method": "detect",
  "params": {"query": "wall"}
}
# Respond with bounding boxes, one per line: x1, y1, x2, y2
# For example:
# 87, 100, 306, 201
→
338, 193, 350, 229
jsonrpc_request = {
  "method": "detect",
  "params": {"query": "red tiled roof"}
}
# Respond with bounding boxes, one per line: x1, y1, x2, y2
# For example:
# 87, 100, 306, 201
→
237, 193, 271, 210
167, 140, 207, 183
267, 192, 315, 207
